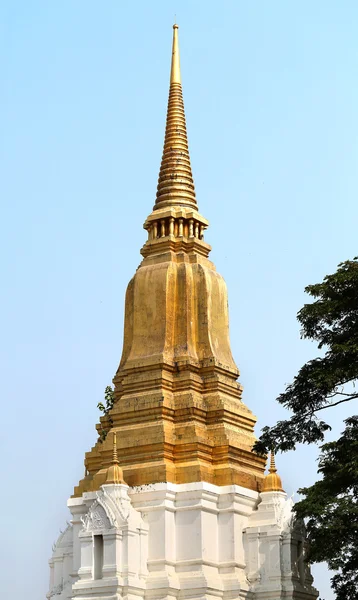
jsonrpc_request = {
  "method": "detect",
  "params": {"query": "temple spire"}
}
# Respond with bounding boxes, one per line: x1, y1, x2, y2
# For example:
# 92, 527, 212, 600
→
73, 24, 265, 499
170, 23, 181, 84
154, 24, 197, 211
269, 450, 277, 473
105, 432, 124, 485
261, 451, 285, 493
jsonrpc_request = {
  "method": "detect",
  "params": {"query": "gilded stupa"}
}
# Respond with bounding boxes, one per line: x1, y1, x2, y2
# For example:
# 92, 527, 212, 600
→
73, 23, 266, 497
48, 25, 319, 600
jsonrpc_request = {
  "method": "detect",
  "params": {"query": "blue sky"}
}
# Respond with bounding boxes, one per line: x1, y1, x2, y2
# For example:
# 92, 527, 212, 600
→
1, 2, 357, 598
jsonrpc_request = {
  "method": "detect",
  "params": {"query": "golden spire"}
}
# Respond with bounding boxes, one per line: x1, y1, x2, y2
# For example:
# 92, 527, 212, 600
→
154, 24, 197, 211
105, 432, 125, 485
261, 451, 285, 492
73, 23, 267, 499
170, 23, 181, 84
269, 451, 277, 472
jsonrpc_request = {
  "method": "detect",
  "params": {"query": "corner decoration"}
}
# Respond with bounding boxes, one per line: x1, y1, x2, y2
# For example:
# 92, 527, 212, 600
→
81, 486, 131, 532
81, 502, 110, 532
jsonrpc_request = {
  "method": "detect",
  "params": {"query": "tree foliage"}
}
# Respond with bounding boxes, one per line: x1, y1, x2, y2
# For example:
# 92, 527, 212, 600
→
97, 385, 115, 441
254, 258, 358, 454
253, 258, 358, 600
295, 417, 358, 600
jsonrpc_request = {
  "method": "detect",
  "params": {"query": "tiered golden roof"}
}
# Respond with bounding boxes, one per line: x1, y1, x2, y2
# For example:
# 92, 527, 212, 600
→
73, 25, 266, 498
261, 451, 284, 493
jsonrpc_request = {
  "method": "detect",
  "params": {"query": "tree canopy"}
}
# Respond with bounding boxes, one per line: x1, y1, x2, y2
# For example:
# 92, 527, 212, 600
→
295, 417, 358, 600
254, 257, 358, 600
255, 257, 358, 454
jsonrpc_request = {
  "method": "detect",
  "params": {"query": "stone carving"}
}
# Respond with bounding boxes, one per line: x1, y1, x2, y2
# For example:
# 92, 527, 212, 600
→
97, 486, 131, 527
81, 502, 110, 532
49, 580, 63, 597
81, 485, 134, 532
273, 496, 295, 533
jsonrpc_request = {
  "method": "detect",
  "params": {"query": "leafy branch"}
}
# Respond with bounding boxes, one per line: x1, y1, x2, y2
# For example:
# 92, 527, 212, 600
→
254, 257, 358, 456
253, 257, 358, 599
97, 385, 115, 442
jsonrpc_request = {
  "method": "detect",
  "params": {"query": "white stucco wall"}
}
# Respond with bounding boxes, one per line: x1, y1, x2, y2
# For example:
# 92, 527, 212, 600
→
48, 481, 318, 600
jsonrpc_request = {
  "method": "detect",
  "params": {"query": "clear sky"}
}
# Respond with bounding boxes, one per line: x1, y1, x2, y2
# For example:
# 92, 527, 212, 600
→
1, 1, 357, 599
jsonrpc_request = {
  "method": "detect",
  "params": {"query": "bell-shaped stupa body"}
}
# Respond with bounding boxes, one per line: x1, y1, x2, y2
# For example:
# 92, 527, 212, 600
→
73, 25, 265, 497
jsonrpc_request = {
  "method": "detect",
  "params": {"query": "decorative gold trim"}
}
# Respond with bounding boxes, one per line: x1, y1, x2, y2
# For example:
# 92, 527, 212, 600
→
105, 432, 125, 485
261, 451, 285, 492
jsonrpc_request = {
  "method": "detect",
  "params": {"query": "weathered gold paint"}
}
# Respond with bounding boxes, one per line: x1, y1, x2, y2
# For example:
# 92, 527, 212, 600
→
73, 25, 266, 498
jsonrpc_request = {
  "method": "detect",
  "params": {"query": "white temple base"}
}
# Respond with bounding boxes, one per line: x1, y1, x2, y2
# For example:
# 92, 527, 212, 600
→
47, 481, 318, 600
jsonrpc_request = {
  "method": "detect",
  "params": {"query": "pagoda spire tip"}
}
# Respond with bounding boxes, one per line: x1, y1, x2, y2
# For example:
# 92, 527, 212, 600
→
105, 431, 125, 485
261, 450, 284, 493
153, 23, 197, 211
269, 450, 277, 473
170, 21, 181, 84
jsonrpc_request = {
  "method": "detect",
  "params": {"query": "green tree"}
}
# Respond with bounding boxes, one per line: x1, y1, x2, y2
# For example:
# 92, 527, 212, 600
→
295, 417, 358, 600
97, 385, 115, 441
254, 258, 358, 600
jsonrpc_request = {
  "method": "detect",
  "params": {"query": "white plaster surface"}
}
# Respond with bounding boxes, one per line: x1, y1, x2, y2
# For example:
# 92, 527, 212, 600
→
47, 482, 319, 600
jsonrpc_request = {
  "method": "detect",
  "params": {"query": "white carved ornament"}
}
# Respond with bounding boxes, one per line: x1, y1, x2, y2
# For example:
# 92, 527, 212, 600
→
97, 486, 131, 526
81, 502, 111, 532
273, 496, 294, 533
48, 581, 63, 597
81, 486, 131, 532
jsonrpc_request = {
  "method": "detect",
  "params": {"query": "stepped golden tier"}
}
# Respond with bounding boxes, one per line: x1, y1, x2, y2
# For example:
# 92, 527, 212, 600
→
73, 25, 266, 498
